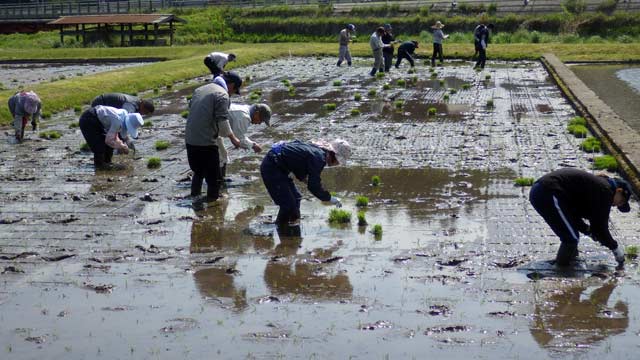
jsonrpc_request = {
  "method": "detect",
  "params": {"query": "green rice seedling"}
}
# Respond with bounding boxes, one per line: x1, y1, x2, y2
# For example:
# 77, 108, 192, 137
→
439, 79, 445, 86
354, 93, 362, 101
328, 208, 351, 224
567, 124, 588, 138
376, 72, 385, 78
475, 67, 482, 72
249, 92, 261, 101
244, 75, 252, 83
429, 68, 435, 73
443, 94, 450, 101
428, 107, 437, 116
39, 130, 61, 139
357, 211, 367, 226
485, 74, 491, 80
41, 111, 52, 119
462, 83, 471, 90
449, 88, 457, 94
252, 89, 262, 96
430, 72, 438, 79
180, 110, 189, 119
350, 108, 361, 116
147, 157, 162, 169
73, 105, 82, 113
68, 122, 79, 129
288, 86, 296, 96
282, 79, 291, 86
155, 140, 170, 150
356, 195, 369, 207
593, 155, 618, 171
324, 103, 337, 111
186, 95, 192, 101
408, 68, 416, 74
165, 83, 173, 89
626, 245, 638, 259
333, 80, 342, 86
569, 116, 587, 126
371, 175, 381, 186
383, 83, 391, 90
143, 120, 153, 128
58, 75, 66, 80
372, 224, 383, 236
486, 99, 494, 108
80, 142, 90, 151
397, 79, 406, 86
153, 88, 159, 94
514, 177, 535, 186
394, 100, 404, 109
412, 76, 418, 83
580, 137, 602, 152
12, 78, 18, 83
368, 89, 377, 97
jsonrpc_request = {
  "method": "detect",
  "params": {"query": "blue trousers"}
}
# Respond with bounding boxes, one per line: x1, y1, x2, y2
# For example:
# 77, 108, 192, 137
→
260, 153, 301, 225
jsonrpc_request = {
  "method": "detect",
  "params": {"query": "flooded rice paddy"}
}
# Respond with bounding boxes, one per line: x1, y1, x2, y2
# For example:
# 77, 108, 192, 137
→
1, 57, 639, 359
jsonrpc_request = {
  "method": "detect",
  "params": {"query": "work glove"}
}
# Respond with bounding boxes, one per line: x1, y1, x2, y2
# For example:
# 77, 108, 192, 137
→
329, 196, 342, 208
613, 246, 625, 267
126, 140, 136, 155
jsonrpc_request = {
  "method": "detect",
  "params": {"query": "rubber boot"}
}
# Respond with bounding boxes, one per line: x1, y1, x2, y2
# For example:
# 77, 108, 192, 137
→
347, 61, 352, 66
555, 242, 579, 267
337, 60, 342, 67
191, 173, 203, 197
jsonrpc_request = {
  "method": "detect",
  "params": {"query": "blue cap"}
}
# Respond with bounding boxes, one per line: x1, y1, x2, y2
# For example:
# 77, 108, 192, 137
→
347, 24, 355, 31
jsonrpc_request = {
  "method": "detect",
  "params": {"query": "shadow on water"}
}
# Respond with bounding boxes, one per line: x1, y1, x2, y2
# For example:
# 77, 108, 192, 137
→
193, 267, 249, 311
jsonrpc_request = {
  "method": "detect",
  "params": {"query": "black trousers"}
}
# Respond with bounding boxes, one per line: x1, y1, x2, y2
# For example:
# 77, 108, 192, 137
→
383, 51, 394, 72
395, 49, 415, 68
204, 57, 223, 77
431, 43, 443, 66
79, 108, 114, 166
474, 43, 487, 69
187, 143, 220, 199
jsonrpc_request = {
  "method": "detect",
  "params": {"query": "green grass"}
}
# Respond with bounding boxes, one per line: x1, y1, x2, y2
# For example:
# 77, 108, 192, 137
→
155, 140, 170, 150
350, 108, 361, 116
371, 224, 383, 237
324, 103, 337, 111
593, 155, 618, 171
333, 80, 342, 86
397, 79, 406, 86
80, 142, 90, 151
147, 157, 162, 169
368, 89, 377, 97
428, 107, 437, 116
357, 211, 367, 226
371, 175, 381, 186
355, 195, 369, 207
580, 137, 602, 152
328, 208, 352, 224
486, 99, 494, 108
180, 111, 189, 119
354, 93, 362, 101
567, 124, 588, 138
514, 177, 535, 186
143, 120, 153, 128
39, 130, 61, 139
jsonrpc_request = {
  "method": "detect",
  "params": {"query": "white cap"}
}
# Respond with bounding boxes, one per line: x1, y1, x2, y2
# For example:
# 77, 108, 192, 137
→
22, 91, 40, 114
125, 113, 144, 139
329, 139, 351, 165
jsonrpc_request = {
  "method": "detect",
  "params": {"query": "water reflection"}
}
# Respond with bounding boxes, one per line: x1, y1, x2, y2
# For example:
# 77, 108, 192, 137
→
193, 267, 248, 312
530, 281, 628, 353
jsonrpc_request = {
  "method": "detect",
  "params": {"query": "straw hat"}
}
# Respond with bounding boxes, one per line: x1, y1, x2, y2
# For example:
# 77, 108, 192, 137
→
431, 21, 445, 29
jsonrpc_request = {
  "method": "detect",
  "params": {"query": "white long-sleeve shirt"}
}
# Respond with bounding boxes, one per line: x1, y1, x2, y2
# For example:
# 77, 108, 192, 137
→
369, 32, 383, 51
206, 52, 230, 69
217, 103, 257, 165
95, 105, 129, 151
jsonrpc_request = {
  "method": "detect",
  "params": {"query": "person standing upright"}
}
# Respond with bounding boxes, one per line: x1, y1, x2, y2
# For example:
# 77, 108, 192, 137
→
337, 24, 355, 67
369, 27, 388, 76
395, 40, 419, 69
381, 24, 395, 72
204, 52, 236, 77
473, 23, 494, 69
431, 21, 448, 67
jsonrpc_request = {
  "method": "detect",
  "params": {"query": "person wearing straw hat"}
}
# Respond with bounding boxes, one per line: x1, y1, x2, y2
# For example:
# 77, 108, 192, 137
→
431, 21, 449, 67
260, 139, 351, 228
79, 105, 143, 171
529, 168, 632, 268
8, 90, 41, 143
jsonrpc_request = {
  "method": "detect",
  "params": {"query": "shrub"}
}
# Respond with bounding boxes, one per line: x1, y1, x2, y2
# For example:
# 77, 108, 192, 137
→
368, 89, 377, 97
593, 155, 618, 171
563, 0, 587, 14
357, 211, 367, 226
567, 124, 588, 138
356, 195, 369, 207
397, 79, 406, 86
371, 224, 383, 236
514, 177, 535, 186
428, 107, 437, 116
181, 111, 189, 119
39, 130, 62, 139
147, 157, 162, 169
143, 120, 153, 128
333, 80, 342, 86
354, 93, 362, 101
580, 137, 601, 153
371, 175, 381, 186
596, 0, 617, 15
155, 140, 170, 150
324, 103, 337, 111
350, 108, 361, 116
80, 142, 90, 151
328, 208, 352, 223
487, 2, 498, 15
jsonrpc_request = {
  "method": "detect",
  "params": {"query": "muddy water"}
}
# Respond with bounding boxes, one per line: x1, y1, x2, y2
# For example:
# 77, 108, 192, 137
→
1, 58, 639, 359
570, 64, 640, 133
0, 62, 150, 90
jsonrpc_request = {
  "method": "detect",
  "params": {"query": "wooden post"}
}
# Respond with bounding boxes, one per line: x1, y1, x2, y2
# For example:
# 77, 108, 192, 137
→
170, 21, 174, 46
129, 24, 133, 46
121, 24, 125, 46
59, 25, 63, 45
82, 24, 87, 47
75, 24, 79, 42
144, 24, 148, 42
153, 23, 158, 45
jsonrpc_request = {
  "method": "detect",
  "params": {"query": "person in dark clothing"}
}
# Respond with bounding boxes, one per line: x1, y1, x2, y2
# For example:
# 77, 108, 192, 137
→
260, 139, 351, 227
91, 93, 155, 116
473, 23, 494, 69
395, 40, 419, 69
528, 168, 631, 267
381, 24, 395, 72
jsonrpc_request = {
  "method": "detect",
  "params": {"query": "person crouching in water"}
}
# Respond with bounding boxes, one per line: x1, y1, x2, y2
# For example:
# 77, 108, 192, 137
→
79, 105, 143, 171
8, 90, 41, 143
260, 139, 351, 227
529, 168, 632, 268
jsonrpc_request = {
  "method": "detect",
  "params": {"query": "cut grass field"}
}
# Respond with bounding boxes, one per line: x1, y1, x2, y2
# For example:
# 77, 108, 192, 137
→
1, 42, 639, 125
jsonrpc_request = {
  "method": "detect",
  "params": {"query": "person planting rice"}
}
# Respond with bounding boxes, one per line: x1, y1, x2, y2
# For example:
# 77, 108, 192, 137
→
8, 90, 41, 142
260, 139, 351, 228
91, 93, 155, 116
204, 51, 236, 77
529, 168, 632, 268
78, 105, 143, 171
395, 40, 419, 69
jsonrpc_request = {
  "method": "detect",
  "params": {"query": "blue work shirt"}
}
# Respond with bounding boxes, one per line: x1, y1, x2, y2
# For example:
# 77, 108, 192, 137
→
270, 140, 331, 201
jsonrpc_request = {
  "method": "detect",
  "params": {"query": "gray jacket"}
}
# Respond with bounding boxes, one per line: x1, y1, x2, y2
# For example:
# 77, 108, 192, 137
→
185, 83, 232, 146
